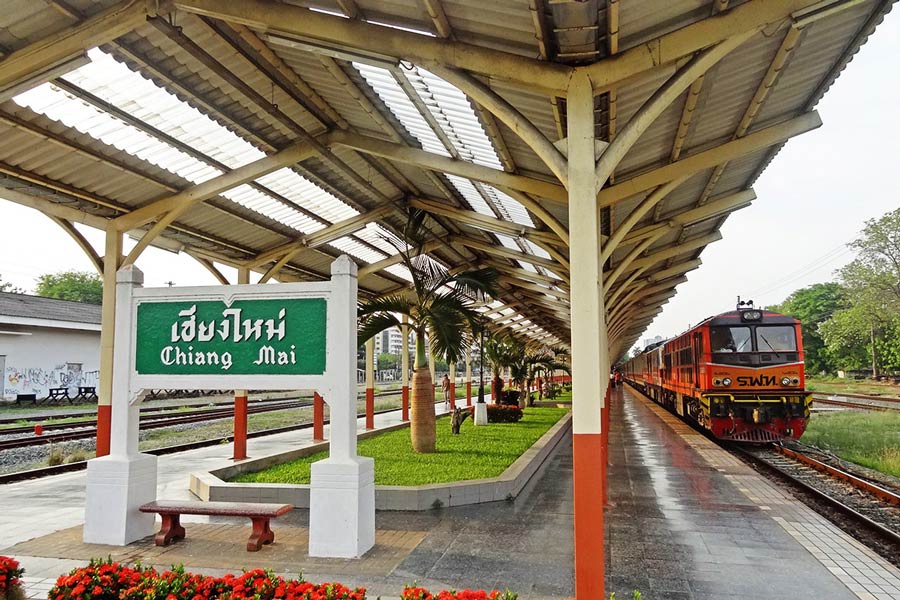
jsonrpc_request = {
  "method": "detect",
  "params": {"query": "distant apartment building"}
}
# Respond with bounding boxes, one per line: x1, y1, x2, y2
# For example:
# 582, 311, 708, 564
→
642, 335, 665, 348
0, 292, 101, 401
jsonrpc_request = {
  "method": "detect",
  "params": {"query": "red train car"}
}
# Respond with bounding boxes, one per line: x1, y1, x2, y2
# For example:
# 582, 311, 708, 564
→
621, 303, 811, 442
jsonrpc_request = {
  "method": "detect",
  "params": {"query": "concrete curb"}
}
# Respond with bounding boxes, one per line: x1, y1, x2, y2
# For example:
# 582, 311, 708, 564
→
190, 413, 571, 511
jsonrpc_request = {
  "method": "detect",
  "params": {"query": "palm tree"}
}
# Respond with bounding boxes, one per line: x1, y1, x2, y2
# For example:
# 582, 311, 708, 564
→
358, 210, 497, 452
483, 335, 519, 403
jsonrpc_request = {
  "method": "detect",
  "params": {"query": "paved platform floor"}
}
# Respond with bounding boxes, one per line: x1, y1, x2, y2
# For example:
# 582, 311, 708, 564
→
3, 389, 899, 599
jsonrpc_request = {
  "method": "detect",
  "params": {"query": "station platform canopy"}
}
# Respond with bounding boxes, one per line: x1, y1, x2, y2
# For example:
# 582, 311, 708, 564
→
0, 0, 892, 359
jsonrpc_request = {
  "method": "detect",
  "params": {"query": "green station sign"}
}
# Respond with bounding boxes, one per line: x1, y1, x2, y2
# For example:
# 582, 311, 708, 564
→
135, 298, 327, 375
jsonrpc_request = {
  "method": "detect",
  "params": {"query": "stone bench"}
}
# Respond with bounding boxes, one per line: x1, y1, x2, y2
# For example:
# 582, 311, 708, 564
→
139, 500, 293, 551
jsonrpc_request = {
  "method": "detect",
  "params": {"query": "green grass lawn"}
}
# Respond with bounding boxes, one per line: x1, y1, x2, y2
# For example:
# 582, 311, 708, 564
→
801, 411, 900, 478
233, 405, 569, 486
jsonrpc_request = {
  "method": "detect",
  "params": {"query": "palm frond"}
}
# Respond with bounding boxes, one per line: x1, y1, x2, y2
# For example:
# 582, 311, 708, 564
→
446, 267, 498, 301
424, 294, 473, 365
358, 294, 415, 318
358, 312, 402, 345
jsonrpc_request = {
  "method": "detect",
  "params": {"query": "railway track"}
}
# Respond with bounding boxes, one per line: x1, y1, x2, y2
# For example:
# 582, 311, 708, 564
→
732, 443, 900, 566
0, 396, 298, 426
0, 400, 313, 451
811, 393, 900, 412
0, 404, 410, 484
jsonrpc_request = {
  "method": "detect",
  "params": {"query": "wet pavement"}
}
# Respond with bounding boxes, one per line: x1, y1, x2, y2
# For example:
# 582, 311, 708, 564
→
606, 387, 860, 599
4, 389, 900, 599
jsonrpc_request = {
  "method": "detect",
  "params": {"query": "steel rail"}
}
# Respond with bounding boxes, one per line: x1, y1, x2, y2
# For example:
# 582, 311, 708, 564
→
811, 395, 900, 412
0, 399, 307, 435
773, 445, 900, 506
0, 400, 311, 451
732, 446, 900, 548
0, 404, 415, 484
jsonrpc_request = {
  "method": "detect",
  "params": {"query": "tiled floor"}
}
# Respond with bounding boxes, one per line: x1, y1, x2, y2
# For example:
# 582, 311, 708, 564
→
612, 386, 900, 600
4, 390, 899, 599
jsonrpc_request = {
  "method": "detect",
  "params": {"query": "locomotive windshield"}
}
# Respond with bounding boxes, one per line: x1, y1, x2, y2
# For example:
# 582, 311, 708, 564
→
710, 326, 751, 352
710, 325, 797, 352
756, 326, 796, 351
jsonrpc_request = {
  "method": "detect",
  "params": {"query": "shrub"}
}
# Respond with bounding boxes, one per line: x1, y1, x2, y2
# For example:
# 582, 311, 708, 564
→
0, 555, 25, 600
486, 404, 523, 423
401, 585, 517, 600
49, 559, 369, 600
47, 447, 65, 466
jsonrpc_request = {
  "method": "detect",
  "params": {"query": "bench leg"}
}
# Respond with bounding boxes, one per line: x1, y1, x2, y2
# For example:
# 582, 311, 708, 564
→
154, 513, 186, 546
247, 517, 274, 551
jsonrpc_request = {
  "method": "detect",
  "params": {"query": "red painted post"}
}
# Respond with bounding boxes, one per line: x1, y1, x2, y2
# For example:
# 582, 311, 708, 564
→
466, 381, 472, 406
313, 392, 324, 441
449, 382, 456, 410
401, 385, 410, 421
573, 433, 605, 600
233, 393, 248, 460
366, 387, 375, 429
96, 405, 111, 456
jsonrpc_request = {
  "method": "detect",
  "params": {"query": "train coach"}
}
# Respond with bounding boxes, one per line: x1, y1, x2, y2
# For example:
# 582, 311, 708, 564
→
621, 302, 811, 442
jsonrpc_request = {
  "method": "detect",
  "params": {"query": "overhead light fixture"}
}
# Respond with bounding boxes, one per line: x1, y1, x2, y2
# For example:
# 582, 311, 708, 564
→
0, 53, 91, 103
264, 33, 398, 69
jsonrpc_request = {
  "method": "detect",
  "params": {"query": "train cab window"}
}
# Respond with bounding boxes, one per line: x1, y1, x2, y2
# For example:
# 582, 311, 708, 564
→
710, 326, 752, 352
756, 326, 796, 352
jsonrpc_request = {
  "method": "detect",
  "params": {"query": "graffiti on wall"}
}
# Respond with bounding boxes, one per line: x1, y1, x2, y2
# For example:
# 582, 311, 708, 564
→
4, 364, 99, 399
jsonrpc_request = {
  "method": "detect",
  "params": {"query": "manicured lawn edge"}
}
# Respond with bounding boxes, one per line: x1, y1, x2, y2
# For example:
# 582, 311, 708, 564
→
190, 410, 571, 511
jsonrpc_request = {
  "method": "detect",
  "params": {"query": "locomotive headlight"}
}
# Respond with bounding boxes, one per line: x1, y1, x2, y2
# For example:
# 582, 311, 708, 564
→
792, 377, 800, 385
722, 377, 732, 386
741, 310, 762, 321
713, 378, 722, 386
781, 377, 791, 386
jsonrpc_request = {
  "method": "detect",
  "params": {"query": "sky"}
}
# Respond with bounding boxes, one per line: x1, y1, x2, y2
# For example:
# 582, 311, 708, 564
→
0, 8, 898, 347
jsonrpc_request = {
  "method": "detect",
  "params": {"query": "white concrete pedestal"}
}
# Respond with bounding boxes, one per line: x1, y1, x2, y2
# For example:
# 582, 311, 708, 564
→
474, 402, 488, 426
309, 457, 375, 558
84, 453, 157, 545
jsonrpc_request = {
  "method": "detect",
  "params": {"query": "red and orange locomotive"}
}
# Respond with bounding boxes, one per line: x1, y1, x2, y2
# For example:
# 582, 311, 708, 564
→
621, 301, 811, 442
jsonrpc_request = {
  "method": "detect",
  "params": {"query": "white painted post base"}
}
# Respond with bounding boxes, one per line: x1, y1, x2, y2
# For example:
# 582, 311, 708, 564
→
84, 453, 157, 545
474, 403, 488, 426
309, 457, 375, 558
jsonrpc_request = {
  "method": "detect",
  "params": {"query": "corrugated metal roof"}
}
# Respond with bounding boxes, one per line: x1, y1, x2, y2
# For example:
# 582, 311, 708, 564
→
0, 291, 102, 325
0, 0, 893, 350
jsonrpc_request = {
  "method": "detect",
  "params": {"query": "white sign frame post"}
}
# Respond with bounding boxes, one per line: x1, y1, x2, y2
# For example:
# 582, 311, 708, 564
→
84, 256, 374, 558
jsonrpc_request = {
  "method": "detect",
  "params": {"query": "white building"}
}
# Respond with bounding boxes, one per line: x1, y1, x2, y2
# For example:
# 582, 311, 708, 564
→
375, 327, 406, 356
0, 292, 101, 401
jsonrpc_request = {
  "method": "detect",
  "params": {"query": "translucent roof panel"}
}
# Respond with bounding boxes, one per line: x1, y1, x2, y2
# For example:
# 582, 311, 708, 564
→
355, 64, 536, 229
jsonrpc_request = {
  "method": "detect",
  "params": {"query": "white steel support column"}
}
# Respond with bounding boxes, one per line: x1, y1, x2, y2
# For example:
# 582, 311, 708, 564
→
96, 226, 122, 457
568, 71, 607, 600
365, 337, 375, 429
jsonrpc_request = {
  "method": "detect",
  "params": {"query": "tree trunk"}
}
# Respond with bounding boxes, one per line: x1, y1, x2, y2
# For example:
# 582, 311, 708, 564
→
410, 367, 436, 453
871, 324, 879, 379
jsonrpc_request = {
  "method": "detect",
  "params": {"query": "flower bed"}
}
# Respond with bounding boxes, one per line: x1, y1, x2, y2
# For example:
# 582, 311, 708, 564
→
44, 559, 518, 600
0, 556, 24, 600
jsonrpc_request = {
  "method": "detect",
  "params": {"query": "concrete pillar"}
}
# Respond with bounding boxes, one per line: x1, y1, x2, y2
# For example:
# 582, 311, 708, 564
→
85, 265, 157, 545
365, 337, 375, 429
401, 318, 410, 421
310, 256, 374, 558
96, 227, 121, 457
233, 267, 250, 460
568, 71, 608, 600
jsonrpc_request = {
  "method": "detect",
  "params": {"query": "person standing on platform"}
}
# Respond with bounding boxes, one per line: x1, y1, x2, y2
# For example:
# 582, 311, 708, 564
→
442, 373, 451, 407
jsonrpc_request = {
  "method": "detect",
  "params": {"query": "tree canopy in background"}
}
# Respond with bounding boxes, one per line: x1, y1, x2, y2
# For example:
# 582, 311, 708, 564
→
35, 270, 103, 304
770, 282, 845, 374
772, 208, 900, 376
0, 274, 23, 294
